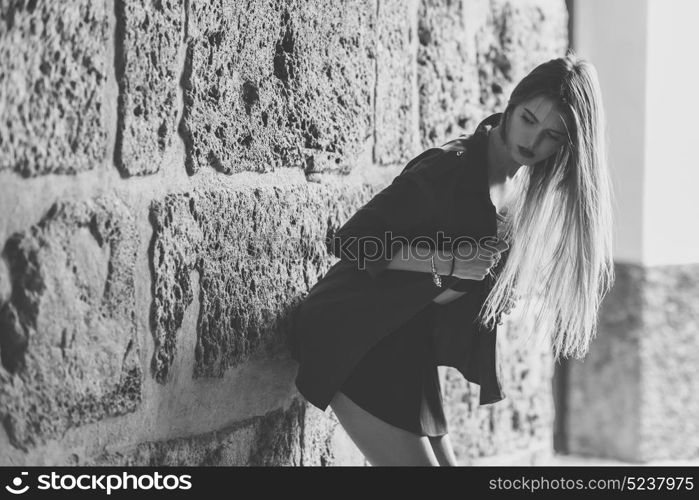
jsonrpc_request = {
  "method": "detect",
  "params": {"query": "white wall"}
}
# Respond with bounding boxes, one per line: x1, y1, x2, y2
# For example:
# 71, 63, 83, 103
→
573, 0, 648, 265
573, 0, 699, 266
644, 0, 699, 265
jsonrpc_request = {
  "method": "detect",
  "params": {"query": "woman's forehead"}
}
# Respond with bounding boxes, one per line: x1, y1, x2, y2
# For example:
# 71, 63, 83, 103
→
518, 95, 569, 133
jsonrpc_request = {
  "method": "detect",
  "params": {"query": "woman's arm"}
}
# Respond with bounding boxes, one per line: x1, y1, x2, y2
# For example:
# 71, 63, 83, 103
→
383, 244, 453, 275
328, 156, 441, 279
384, 244, 469, 304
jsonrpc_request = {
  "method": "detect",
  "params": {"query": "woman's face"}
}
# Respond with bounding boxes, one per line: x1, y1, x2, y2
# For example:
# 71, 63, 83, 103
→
504, 95, 569, 166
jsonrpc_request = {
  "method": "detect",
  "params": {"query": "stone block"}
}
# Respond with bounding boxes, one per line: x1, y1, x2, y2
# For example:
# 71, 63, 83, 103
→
149, 181, 377, 383
0, 0, 108, 176
478, 0, 568, 111
418, 0, 567, 148
285, 0, 377, 174
639, 266, 699, 460
180, 0, 376, 175
0, 196, 141, 450
566, 264, 642, 461
441, 300, 555, 463
114, 0, 184, 176
90, 398, 365, 465
567, 263, 699, 462
374, 0, 418, 165
418, 0, 484, 147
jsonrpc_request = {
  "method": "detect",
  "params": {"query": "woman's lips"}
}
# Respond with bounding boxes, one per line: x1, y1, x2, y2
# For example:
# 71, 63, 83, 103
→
518, 146, 534, 159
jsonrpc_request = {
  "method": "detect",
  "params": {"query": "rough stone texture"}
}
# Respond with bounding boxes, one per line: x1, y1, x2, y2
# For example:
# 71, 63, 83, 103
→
0, 196, 141, 450
0, 259, 9, 305
150, 181, 377, 383
374, 0, 418, 165
114, 0, 184, 176
0, 0, 573, 466
417, 0, 482, 146
566, 264, 642, 461
640, 265, 699, 461
479, 0, 568, 111
567, 263, 699, 463
442, 299, 555, 464
0, 0, 108, 176
417, 0, 568, 148
285, 0, 377, 174
180, 0, 376, 176
90, 398, 366, 466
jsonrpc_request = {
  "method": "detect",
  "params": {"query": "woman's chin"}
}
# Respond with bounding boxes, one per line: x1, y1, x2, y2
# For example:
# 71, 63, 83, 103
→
508, 149, 531, 167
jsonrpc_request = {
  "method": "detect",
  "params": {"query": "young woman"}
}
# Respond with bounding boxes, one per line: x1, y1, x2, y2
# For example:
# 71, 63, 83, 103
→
290, 52, 614, 466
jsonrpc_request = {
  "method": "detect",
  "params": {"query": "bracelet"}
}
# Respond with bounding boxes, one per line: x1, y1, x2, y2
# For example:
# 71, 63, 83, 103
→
430, 253, 442, 288
448, 254, 455, 277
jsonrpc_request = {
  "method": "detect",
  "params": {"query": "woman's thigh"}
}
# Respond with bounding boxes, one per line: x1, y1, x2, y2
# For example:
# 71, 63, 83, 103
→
427, 434, 459, 466
329, 391, 440, 466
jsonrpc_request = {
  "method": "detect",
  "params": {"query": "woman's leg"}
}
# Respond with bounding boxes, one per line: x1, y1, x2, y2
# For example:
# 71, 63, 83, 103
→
428, 434, 459, 466
329, 391, 440, 466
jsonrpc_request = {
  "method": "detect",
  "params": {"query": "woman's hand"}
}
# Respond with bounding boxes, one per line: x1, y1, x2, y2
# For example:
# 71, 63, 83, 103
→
450, 239, 509, 281
432, 288, 467, 305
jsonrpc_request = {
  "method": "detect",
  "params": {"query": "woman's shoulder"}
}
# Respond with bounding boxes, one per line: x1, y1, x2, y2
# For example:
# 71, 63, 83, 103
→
440, 134, 474, 154
398, 133, 482, 190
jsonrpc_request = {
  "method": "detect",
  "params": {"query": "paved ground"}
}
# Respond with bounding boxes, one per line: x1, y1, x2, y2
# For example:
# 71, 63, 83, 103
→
466, 450, 699, 466
541, 453, 699, 467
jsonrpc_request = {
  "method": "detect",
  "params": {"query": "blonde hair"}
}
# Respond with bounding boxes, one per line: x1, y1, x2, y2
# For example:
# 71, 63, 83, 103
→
478, 51, 615, 362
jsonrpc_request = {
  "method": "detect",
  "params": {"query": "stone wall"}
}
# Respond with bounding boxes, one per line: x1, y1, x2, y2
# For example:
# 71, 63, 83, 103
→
0, 0, 567, 465
566, 263, 699, 463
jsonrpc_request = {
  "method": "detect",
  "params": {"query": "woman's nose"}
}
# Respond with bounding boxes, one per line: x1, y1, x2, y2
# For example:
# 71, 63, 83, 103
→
525, 131, 543, 151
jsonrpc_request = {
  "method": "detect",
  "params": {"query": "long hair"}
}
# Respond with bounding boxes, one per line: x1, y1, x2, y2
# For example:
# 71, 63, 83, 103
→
477, 51, 615, 362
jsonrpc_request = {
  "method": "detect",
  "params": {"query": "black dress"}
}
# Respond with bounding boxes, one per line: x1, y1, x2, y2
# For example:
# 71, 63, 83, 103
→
340, 301, 448, 436
291, 114, 510, 437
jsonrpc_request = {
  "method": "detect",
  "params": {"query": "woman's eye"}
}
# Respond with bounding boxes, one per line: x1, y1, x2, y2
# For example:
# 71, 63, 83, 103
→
521, 114, 533, 124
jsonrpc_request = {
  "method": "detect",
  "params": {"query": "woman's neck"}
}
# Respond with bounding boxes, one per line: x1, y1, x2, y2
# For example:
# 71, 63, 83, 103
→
486, 124, 524, 188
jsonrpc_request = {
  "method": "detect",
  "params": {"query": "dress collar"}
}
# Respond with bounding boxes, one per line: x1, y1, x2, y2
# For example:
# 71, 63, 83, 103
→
469, 113, 502, 193
474, 112, 503, 136
439, 112, 503, 196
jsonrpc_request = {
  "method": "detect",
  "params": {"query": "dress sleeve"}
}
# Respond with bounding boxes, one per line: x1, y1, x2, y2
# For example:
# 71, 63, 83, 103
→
449, 277, 483, 293
327, 154, 443, 280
